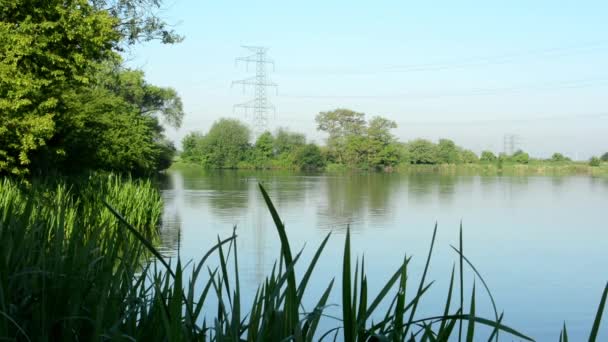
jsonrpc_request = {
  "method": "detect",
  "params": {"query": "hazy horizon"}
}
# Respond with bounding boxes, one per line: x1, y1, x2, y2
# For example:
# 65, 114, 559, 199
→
128, 0, 608, 160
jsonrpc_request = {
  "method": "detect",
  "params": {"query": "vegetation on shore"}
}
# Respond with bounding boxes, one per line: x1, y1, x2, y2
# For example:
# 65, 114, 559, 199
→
180, 111, 608, 174
2, 179, 606, 341
1, 0, 182, 177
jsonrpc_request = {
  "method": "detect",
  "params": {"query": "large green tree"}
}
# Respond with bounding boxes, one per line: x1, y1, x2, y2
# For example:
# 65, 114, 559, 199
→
57, 66, 183, 174
0, 0, 182, 175
436, 139, 459, 164
315, 108, 366, 163
408, 139, 438, 164
193, 119, 251, 169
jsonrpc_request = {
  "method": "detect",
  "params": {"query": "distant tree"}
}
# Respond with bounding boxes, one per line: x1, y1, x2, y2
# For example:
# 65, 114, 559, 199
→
273, 128, 305, 155
408, 139, 438, 164
550, 153, 570, 162
315, 108, 366, 163
253, 131, 274, 168
366, 116, 399, 169
294, 144, 325, 170
512, 150, 530, 164
371, 143, 402, 168
589, 156, 601, 167
436, 139, 459, 164
342, 135, 370, 168
181, 132, 205, 162
367, 116, 397, 145
460, 149, 479, 164
480, 151, 497, 163
601, 152, 608, 162
199, 119, 251, 169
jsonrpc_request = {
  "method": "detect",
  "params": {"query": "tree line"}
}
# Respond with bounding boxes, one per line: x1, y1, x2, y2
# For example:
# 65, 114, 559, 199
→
181, 108, 606, 171
1, 0, 182, 176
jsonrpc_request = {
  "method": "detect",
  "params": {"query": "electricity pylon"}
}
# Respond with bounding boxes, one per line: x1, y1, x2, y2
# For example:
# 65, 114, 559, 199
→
232, 46, 277, 138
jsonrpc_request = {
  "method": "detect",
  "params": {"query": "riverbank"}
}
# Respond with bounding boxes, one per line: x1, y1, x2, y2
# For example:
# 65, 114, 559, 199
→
172, 159, 608, 177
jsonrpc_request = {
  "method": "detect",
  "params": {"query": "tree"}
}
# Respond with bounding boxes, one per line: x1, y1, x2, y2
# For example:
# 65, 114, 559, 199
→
366, 116, 399, 169
52, 66, 183, 174
315, 108, 366, 163
367, 116, 397, 145
590, 156, 601, 167
252, 131, 274, 168
294, 144, 325, 170
181, 132, 205, 162
408, 139, 438, 164
460, 149, 479, 164
511, 150, 530, 164
550, 153, 570, 162
436, 139, 459, 164
0, 0, 182, 176
197, 119, 250, 169
480, 151, 497, 163
601, 152, 608, 162
273, 128, 305, 155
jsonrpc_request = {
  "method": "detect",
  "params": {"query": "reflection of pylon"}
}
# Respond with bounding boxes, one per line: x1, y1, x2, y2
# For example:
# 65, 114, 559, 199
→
232, 46, 277, 138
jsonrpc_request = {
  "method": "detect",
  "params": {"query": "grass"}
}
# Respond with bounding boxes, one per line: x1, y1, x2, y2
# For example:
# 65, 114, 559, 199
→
0, 177, 606, 341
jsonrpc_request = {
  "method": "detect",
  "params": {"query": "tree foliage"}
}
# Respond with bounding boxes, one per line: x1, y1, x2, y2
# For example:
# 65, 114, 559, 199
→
550, 153, 570, 162
480, 151, 497, 163
408, 139, 438, 165
0, 0, 182, 176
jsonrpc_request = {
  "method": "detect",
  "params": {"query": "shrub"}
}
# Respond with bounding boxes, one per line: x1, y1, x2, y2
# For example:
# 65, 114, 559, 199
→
590, 156, 601, 167
551, 153, 570, 162
480, 150, 497, 163
408, 139, 438, 164
512, 150, 530, 164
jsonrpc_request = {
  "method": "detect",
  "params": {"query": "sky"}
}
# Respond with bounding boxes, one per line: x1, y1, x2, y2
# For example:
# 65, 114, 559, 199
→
128, 0, 608, 159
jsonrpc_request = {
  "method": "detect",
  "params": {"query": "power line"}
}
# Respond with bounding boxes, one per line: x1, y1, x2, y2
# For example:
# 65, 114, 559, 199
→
263, 112, 608, 126
232, 46, 278, 138
279, 76, 608, 100
280, 40, 608, 75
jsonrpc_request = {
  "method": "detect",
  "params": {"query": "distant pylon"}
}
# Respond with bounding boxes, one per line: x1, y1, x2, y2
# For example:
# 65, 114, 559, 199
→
232, 46, 277, 138
503, 134, 521, 155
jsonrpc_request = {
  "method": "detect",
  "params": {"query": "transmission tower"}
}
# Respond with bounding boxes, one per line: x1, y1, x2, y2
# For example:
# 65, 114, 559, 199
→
503, 134, 521, 155
232, 46, 277, 138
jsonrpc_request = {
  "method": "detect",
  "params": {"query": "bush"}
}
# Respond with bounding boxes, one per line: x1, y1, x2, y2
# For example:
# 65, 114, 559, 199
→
408, 139, 438, 164
512, 150, 530, 164
294, 143, 326, 170
460, 149, 479, 164
590, 156, 601, 167
480, 150, 497, 163
551, 153, 569, 162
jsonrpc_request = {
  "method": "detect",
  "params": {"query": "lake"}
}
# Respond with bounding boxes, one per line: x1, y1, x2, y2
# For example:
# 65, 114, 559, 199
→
159, 167, 608, 341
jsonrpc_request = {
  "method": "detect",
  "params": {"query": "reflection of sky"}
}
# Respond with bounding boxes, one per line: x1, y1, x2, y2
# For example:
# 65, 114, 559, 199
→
160, 169, 608, 340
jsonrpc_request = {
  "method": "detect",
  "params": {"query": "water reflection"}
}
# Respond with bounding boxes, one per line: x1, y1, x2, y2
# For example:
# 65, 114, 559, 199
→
159, 167, 608, 341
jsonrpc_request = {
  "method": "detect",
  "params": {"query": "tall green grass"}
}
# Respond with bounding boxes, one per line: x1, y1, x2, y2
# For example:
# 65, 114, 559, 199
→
0, 178, 606, 341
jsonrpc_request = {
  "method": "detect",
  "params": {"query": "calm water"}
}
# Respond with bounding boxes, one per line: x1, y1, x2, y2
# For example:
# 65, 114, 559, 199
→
159, 168, 608, 341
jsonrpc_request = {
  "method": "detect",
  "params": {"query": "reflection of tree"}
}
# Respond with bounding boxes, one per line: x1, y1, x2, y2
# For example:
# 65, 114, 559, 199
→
159, 209, 181, 257
551, 176, 565, 188
317, 173, 401, 231
406, 173, 435, 201
159, 173, 182, 257
177, 170, 252, 217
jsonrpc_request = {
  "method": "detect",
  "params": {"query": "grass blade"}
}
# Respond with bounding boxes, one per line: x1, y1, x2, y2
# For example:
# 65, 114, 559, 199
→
589, 281, 608, 342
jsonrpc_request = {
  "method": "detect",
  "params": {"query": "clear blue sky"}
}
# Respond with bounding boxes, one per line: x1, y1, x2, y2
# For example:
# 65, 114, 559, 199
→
129, 0, 608, 159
